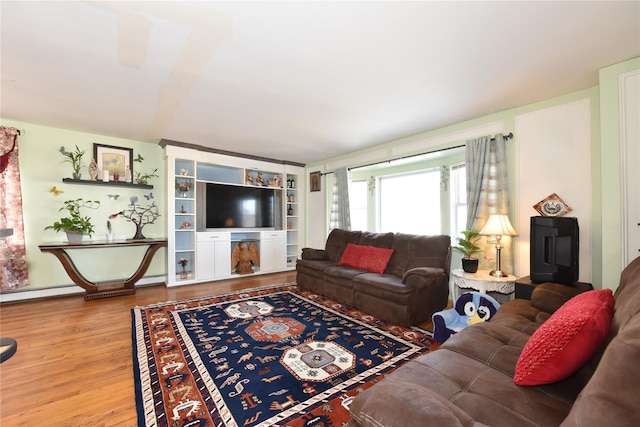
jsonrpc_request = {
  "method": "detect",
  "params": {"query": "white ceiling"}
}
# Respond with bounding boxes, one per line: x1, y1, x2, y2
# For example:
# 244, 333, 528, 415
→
1, 1, 639, 164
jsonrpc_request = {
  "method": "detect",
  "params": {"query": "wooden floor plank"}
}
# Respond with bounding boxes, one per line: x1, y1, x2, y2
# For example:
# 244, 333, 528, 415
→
0, 271, 439, 426
0, 272, 296, 426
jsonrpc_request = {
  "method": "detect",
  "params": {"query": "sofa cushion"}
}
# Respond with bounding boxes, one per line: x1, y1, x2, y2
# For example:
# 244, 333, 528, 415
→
338, 243, 394, 274
357, 231, 395, 248
367, 347, 572, 426
348, 381, 482, 427
325, 229, 362, 262
514, 289, 614, 386
386, 233, 451, 277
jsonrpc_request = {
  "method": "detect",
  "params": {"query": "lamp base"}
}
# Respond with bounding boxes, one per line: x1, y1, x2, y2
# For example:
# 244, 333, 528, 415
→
489, 269, 510, 278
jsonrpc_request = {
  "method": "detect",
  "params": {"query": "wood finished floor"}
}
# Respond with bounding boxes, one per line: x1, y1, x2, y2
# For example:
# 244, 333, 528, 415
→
0, 271, 439, 426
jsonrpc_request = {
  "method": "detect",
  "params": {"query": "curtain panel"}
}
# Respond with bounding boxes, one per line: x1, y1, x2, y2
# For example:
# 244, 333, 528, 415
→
1, 126, 30, 290
465, 133, 513, 273
329, 167, 352, 231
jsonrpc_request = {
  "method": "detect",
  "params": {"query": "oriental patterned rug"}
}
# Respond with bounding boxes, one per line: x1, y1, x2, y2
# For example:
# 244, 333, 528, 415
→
131, 283, 438, 427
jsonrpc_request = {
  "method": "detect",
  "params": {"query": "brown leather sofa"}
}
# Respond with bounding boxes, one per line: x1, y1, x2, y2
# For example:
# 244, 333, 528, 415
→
296, 229, 451, 327
348, 256, 640, 427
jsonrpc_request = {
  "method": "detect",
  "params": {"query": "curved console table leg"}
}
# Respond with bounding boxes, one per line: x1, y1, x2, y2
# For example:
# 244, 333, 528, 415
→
39, 239, 167, 300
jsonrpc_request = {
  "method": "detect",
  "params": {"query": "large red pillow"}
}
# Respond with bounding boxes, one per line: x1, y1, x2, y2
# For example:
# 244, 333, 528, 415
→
514, 289, 614, 386
338, 243, 394, 274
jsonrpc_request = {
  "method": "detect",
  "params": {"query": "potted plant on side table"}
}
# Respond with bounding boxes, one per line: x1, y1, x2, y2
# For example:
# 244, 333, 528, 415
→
45, 198, 100, 242
453, 229, 482, 273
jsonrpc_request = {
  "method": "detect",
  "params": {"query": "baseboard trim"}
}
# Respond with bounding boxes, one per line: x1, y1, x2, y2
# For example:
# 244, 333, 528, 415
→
0, 276, 167, 303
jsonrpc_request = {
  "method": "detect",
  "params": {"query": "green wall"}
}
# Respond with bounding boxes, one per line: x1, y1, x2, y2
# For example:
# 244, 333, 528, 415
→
0, 119, 166, 292
599, 57, 640, 289
3, 57, 637, 294
306, 85, 606, 285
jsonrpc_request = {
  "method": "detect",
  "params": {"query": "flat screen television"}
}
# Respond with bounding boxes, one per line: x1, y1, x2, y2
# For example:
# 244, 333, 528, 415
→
530, 216, 579, 285
196, 182, 282, 230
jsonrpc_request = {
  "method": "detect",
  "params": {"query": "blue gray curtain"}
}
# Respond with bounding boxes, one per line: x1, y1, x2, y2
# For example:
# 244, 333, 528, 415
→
329, 167, 351, 230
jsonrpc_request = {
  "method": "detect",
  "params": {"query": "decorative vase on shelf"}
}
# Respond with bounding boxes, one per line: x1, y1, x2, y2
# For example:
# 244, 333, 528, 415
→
72, 172, 81, 180
180, 266, 188, 279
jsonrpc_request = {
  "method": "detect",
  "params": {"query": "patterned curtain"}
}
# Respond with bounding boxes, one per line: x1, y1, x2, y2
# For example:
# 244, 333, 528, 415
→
329, 167, 352, 231
465, 133, 513, 272
1, 126, 30, 290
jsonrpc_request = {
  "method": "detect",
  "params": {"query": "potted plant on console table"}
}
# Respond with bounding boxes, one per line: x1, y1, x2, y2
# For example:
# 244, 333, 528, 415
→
453, 229, 481, 273
44, 198, 100, 242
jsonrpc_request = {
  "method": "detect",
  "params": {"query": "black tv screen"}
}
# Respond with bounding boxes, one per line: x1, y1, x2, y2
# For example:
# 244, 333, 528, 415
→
200, 182, 276, 229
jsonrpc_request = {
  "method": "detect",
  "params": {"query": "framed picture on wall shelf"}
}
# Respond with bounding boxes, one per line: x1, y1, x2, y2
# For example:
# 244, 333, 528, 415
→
94, 143, 133, 179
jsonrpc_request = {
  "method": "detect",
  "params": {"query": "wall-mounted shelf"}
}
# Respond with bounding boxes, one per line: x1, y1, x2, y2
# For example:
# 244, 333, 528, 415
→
62, 178, 153, 189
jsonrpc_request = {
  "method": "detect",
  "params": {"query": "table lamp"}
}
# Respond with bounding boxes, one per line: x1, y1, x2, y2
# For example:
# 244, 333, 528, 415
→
480, 214, 517, 277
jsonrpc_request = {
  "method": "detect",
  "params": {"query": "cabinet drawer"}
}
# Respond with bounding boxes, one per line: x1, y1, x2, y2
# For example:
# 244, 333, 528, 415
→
197, 232, 230, 241
260, 230, 285, 240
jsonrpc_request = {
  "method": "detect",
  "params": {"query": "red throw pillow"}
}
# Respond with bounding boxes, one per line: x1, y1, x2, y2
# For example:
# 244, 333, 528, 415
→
338, 243, 394, 274
514, 289, 614, 386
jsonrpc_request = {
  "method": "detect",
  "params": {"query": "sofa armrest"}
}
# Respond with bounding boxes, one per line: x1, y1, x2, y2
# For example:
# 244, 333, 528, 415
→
349, 381, 487, 427
402, 267, 445, 285
301, 247, 329, 261
531, 282, 584, 314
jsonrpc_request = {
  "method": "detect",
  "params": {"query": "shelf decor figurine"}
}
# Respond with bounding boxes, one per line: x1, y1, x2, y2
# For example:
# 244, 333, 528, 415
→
231, 241, 260, 274
175, 180, 192, 198
109, 197, 160, 240
59, 145, 85, 180
106, 220, 114, 242
88, 158, 98, 181
178, 258, 189, 279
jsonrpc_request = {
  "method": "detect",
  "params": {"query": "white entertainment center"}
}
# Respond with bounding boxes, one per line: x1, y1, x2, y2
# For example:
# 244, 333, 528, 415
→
163, 143, 305, 287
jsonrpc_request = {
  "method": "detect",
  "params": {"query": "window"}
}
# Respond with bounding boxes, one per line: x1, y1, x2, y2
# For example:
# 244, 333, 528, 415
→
347, 146, 465, 237
378, 169, 441, 234
450, 163, 467, 238
350, 179, 368, 231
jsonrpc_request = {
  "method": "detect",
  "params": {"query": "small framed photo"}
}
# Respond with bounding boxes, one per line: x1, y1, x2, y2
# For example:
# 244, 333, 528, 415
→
94, 143, 133, 178
533, 193, 572, 217
310, 171, 322, 192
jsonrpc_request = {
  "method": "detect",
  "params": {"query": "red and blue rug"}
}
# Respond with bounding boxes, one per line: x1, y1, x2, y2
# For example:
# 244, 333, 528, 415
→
131, 283, 438, 426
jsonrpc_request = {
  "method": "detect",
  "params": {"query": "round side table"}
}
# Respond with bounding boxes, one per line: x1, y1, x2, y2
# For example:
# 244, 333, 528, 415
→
452, 269, 516, 304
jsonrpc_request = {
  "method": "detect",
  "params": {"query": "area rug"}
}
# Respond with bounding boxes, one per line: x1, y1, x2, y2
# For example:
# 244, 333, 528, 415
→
131, 283, 438, 427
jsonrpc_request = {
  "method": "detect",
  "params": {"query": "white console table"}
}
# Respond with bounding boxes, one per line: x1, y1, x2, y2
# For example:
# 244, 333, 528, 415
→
452, 269, 516, 303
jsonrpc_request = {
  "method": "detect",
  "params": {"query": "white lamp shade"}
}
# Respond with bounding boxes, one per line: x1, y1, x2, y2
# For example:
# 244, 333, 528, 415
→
480, 214, 517, 237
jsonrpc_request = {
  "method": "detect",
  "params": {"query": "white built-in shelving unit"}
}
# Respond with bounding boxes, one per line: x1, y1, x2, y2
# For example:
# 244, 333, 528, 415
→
165, 144, 304, 287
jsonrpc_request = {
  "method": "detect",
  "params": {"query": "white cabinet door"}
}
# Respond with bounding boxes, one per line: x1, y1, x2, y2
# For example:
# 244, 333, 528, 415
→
196, 240, 214, 280
214, 239, 231, 279
196, 232, 231, 280
260, 231, 287, 272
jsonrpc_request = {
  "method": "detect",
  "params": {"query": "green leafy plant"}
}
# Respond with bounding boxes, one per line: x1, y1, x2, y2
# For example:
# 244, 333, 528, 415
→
45, 198, 100, 237
453, 229, 482, 259
134, 153, 159, 185
59, 145, 85, 175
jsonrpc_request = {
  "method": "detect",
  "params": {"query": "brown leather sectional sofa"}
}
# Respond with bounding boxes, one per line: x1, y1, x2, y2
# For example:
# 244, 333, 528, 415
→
348, 256, 640, 427
296, 229, 451, 326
